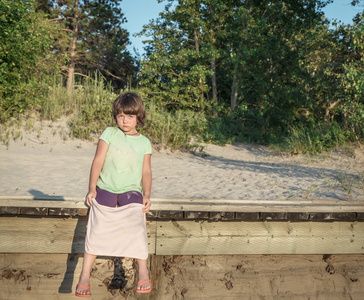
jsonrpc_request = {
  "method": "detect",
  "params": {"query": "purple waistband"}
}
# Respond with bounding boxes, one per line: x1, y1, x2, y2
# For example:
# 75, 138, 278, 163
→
95, 187, 143, 207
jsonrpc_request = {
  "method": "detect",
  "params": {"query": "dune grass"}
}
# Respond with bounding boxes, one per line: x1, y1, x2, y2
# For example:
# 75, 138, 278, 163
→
1, 75, 362, 155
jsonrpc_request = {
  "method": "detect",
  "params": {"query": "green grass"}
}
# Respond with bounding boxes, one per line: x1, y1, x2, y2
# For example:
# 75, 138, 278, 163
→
1, 75, 363, 154
272, 122, 349, 155
142, 103, 207, 150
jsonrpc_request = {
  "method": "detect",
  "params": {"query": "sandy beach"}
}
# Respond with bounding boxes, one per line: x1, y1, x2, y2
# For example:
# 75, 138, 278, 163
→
0, 117, 363, 202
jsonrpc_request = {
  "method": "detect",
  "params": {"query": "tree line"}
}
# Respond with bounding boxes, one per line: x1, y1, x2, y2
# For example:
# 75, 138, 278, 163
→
1, 0, 363, 151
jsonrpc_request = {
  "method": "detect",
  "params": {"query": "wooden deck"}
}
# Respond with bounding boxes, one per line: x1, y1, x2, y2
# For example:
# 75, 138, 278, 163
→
1, 195, 364, 219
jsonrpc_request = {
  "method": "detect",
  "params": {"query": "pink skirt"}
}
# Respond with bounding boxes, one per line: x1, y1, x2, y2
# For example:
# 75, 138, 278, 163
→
85, 198, 148, 259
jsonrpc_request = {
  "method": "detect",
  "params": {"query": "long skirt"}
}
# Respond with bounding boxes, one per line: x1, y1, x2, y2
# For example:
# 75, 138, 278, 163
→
85, 198, 148, 259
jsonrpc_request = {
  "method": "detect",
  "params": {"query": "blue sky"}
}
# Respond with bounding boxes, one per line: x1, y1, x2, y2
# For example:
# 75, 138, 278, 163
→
121, 0, 362, 56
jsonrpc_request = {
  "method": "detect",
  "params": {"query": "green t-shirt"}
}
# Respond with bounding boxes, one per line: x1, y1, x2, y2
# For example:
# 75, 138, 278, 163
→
96, 127, 152, 194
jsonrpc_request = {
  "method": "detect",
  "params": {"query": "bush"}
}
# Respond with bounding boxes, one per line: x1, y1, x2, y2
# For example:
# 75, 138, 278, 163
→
276, 121, 347, 154
142, 103, 207, 150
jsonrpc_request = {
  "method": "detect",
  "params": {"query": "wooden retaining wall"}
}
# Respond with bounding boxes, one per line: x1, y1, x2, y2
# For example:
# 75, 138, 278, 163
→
1, 196, 364, 255
1, 196, 364, 299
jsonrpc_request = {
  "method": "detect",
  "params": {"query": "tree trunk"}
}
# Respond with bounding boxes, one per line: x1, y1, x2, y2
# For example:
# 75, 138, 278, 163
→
231, 73, 238, 112
211, 56, 217, 106
208, 5, 218, 109
194, 27, 204, 104
325, 99, 340, 120
230, 1, 250, 113
66, 0, 79, 96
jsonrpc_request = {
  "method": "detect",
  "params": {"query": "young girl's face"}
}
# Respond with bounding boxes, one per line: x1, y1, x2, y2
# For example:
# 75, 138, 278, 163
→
116, 112, 138, 134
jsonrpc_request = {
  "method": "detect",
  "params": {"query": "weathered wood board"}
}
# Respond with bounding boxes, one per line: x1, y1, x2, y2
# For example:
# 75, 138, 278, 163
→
0, 254, 141, 300
155, 220, 364, 255
1, 216, 363, 255
0, 254, 363, 299
0, 216, 156, 255
1, 196, 364, 213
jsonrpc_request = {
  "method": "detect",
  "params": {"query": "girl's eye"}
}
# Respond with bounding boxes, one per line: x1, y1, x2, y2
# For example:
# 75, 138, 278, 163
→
117, 114, 135, 119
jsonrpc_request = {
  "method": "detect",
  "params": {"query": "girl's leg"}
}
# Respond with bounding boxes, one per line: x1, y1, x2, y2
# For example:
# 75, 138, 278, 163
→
136, 258, 151, 291
76, 252, 97, 295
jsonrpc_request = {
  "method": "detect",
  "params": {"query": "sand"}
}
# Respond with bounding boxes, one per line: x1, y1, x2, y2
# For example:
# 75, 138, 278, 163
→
0, 117, 363, 202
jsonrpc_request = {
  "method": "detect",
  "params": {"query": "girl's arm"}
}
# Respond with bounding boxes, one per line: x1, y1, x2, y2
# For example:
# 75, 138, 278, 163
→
141, 153, 152, 213
85, 139, 109, 206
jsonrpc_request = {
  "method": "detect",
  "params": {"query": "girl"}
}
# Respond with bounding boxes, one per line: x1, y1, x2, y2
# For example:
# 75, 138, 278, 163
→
75, 92, 152, 297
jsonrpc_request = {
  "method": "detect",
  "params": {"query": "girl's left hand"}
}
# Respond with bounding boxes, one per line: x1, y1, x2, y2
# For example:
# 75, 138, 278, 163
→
142, 197, 151, 214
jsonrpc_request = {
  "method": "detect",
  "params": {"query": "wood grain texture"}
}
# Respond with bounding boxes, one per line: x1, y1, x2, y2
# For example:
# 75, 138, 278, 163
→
0, 253, 363, 299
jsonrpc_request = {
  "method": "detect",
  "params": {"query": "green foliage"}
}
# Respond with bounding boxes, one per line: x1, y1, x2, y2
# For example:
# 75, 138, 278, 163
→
335, 14, 364, 140
36, 0, 137, 91
1, 0, 364, 154
69, 75, 117, 139
201, 115, 254, 145
141, 103, 208, 150
276, 121, 347, 154
39, 76, 74, 120
78, 0, 137, 89
137, 6, 212, 111
0, 0, 59, 121
140, 0, 334, 134
342, 101, 364, 140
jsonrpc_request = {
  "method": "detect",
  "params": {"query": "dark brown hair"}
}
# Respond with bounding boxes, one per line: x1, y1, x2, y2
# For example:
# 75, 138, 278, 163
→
112, 92, 146, 127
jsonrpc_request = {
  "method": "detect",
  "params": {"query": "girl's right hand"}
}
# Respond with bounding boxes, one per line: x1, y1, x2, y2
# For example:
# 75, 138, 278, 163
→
86, 190, 97, 207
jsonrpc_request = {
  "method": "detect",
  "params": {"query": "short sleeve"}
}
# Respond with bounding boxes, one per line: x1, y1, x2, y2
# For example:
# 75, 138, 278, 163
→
145, 138, 152, 155
99, 127, 114, 144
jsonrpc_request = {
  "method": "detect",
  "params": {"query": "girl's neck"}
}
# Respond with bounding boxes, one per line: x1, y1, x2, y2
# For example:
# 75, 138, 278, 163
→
119, 127, 139, 136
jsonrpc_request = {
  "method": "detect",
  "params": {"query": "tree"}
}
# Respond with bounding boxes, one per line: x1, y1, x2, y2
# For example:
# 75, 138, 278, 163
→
139, 0, 333, 135
36, 0, 137, 94
138, 1, 212, 110
334, 13, 364, 140
0, 0, 57, 119
233, 0, 333, 133
78, 0, 137, 89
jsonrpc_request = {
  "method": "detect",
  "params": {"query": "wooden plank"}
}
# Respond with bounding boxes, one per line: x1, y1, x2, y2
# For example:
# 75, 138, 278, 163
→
150, 198, 364, 213
0, 197, 86, 209
0, 216, 87, 253
0, 254, 140, 299
0, 216, 156, 254
209, 212, 235, 221
150, 254, 364, 300
48, 207, 88, 216
148, 254, 164, 300
147, 221, 156, 255
358, 213, 364, 220
19, 207, 48, 215
185, 211, 209, 219
0, 206, 19, 215
0, 195, 85, 202
260, 212, 288, 220
3, 216, 364, 255
235, 212, 260, 220
155, 220, 364, 255
308, 212, 357, 221
147, 210, 184, 219
1, 253, 363, 299
1, 196, 364, 213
